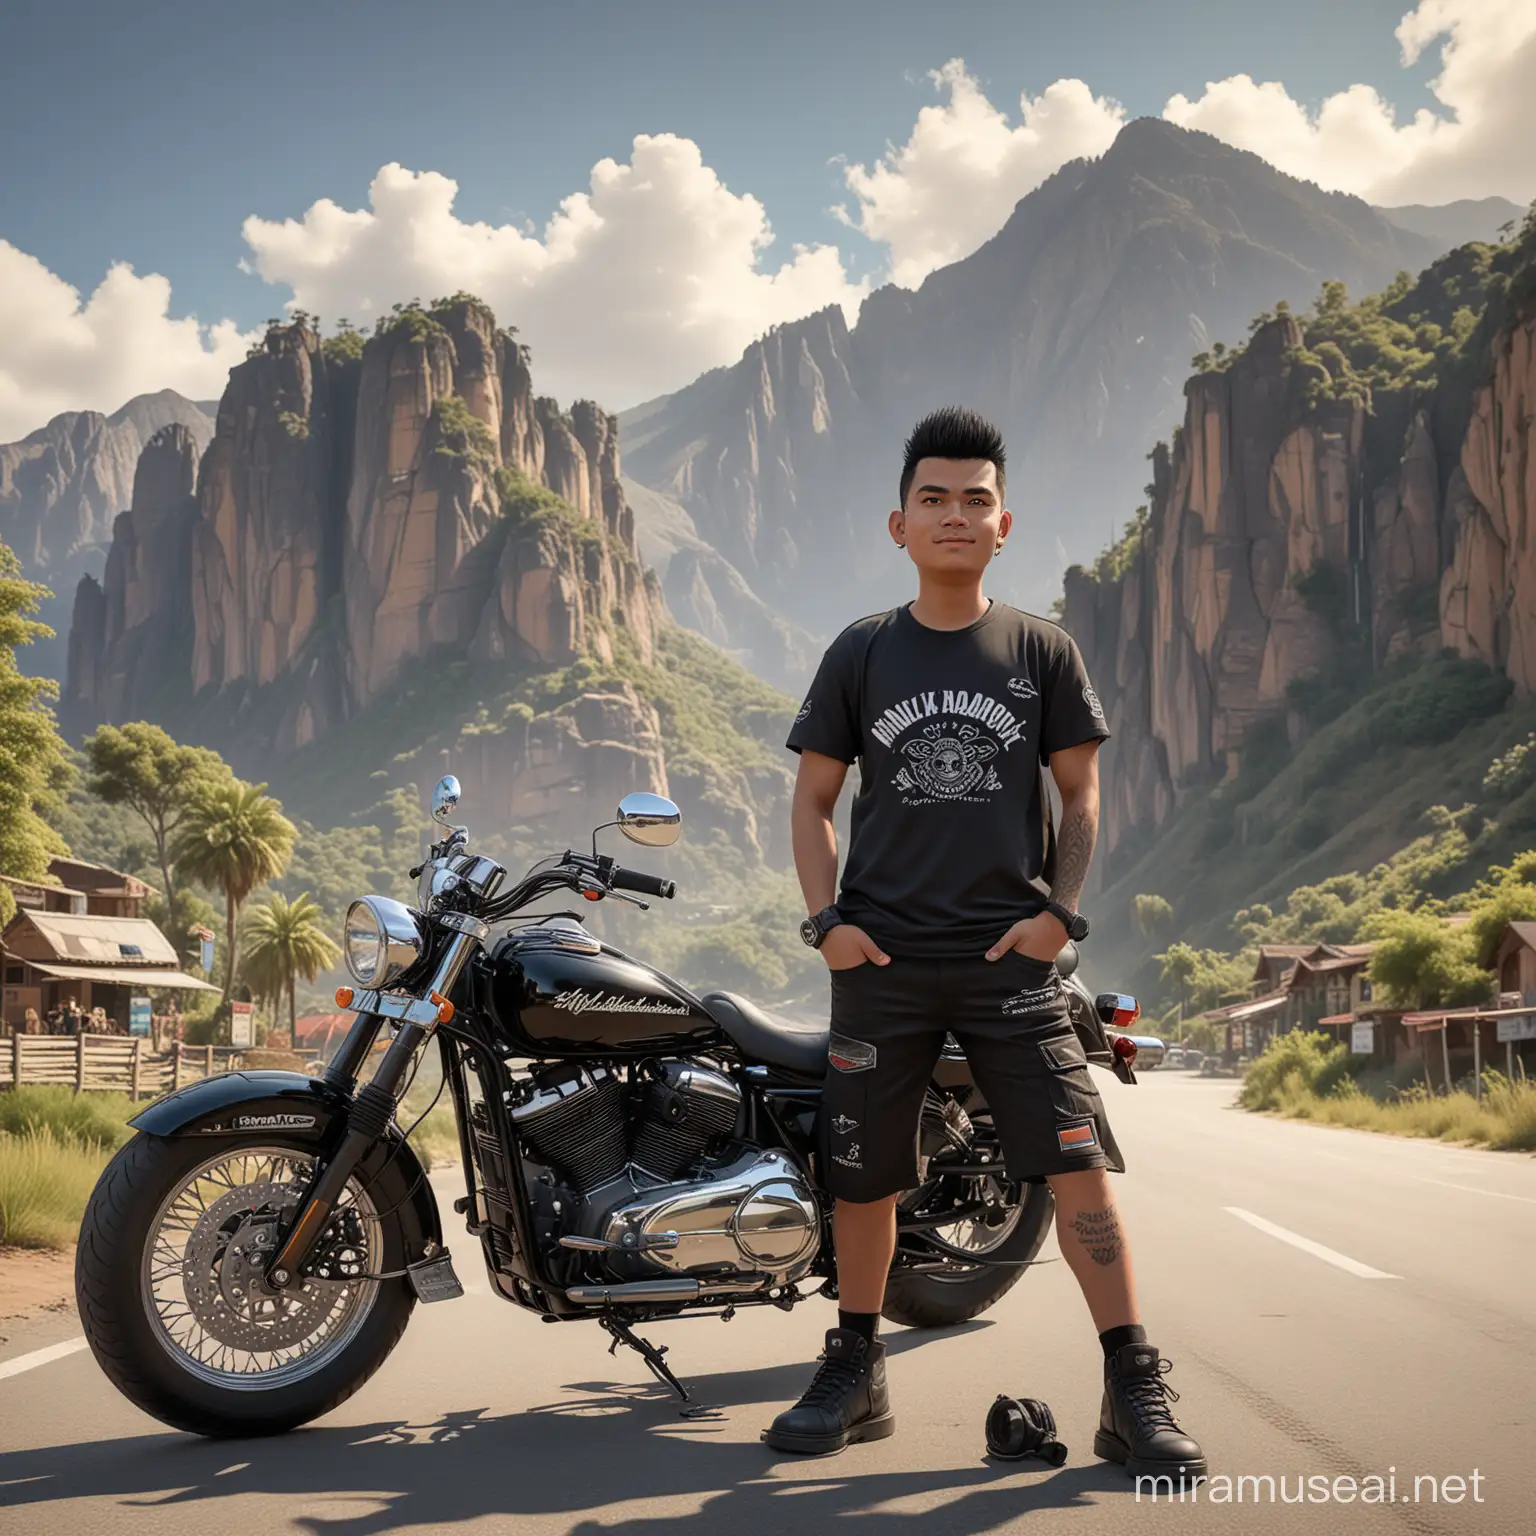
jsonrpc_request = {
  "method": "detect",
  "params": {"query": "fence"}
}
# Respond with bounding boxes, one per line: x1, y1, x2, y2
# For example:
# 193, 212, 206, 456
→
0, 1034, 249, 1098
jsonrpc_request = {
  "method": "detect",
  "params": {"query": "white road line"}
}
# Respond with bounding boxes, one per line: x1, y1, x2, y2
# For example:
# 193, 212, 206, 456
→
1224, 1208, 1401, 1279
1414, 1177, 1536, 1205
0, 1337, 88, 1382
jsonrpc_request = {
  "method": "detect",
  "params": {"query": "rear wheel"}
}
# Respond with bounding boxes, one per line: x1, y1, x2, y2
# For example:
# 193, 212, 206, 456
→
76, 1134, 415, 1436
880, 1098, 1055, 1329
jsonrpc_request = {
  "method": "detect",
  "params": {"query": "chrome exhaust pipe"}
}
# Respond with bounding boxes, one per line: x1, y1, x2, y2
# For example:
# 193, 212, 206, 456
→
565, 1278, 701, 1305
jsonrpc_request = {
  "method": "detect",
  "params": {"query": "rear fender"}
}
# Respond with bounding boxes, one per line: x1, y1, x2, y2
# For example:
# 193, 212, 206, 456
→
129, 1069, 443, 1254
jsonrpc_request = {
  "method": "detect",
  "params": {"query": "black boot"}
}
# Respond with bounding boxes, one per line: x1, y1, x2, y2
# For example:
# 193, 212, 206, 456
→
762, 1327, 895, 1454
1095, 1343, 1207, 1482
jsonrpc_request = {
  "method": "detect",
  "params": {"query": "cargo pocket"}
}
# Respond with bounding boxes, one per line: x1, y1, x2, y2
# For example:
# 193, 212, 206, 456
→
1037, 1030, 1098, 1118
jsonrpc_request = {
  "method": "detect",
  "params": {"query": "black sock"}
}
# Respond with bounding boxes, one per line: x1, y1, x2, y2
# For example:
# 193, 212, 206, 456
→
838, 1310, 879, 1344
1099, 1323, 1148, 1359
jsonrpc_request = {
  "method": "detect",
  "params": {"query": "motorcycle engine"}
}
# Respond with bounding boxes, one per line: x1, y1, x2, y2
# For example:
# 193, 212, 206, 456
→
509, 1061, 819, 1293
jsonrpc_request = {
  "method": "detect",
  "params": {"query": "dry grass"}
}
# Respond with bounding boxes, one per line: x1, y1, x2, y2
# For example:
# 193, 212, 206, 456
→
0, 1126, 111, 1249
1265, 1071, 1536, 1150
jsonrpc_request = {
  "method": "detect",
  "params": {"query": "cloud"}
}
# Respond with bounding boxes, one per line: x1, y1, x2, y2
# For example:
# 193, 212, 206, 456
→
241, 136, 868, 412
836, 62, 1125, 288
1165, 0, 1536, 205
0, 242, 256, 442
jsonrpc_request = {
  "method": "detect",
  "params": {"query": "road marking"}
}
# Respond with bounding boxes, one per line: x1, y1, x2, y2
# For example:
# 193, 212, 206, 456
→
1224, 1208, 1401, 1279
1414, 1176, 1536, 1205
0, 1337, 88, 1382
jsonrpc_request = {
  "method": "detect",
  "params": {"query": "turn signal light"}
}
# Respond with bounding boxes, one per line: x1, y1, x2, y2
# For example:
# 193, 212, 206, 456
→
335, 986, 355, 1008
1111, 1034, 1139, 1065
430, 990, 455, 1025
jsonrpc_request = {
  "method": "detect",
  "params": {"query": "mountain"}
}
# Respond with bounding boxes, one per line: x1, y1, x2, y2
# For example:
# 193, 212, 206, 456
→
620, 119, 1456, 653
63, 301, 795, 862
1376, 197, 1524, 250
1062, 219, 1536, 968
0, 390, 215, 679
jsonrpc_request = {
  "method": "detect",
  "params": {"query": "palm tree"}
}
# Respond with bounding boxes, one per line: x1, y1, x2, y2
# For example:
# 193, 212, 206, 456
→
242, 892, 340, 1041
173, 780, 296, 997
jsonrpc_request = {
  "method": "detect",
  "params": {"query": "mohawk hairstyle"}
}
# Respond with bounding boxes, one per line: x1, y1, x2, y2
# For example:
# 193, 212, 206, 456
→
899, 407, 1007, 506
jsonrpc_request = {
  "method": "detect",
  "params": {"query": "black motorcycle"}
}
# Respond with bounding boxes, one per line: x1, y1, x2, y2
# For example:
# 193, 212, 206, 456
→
76, 779, 1161, 1436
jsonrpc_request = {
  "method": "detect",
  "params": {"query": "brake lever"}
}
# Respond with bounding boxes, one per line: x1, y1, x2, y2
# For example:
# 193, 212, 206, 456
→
606, 889, 650, 911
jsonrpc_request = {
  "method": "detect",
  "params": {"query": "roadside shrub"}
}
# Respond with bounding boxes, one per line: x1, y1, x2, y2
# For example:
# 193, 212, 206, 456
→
1238, 1030, 1356, 1111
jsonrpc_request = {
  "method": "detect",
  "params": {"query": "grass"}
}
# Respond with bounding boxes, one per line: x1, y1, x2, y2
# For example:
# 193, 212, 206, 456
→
1237, 1032, 1536, 1151
0, 1086, 137, 1149
0, 1127, 113, 1249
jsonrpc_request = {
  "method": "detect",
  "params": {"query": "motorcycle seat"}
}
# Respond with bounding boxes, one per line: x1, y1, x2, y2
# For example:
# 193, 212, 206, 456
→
700, 991, 828, 1079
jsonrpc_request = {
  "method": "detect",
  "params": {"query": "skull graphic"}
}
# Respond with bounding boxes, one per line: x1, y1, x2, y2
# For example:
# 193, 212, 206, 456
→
897, 722, 1000, 798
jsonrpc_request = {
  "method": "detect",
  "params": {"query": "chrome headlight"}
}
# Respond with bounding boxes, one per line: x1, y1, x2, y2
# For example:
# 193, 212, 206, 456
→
343, 896, 424, 989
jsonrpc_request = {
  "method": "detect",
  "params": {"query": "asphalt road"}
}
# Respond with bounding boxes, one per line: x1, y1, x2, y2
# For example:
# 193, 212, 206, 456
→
2, 1071, 1532, 1535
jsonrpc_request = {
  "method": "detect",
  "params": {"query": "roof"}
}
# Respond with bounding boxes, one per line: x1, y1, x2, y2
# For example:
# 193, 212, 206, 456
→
1205, 989, 1289, 1022
1288, 950, 1374, 984
1316, 1013, 1355, 1025
26, 961, 219, 992
13, 910, 179, 966
1498, 921, 1536, 954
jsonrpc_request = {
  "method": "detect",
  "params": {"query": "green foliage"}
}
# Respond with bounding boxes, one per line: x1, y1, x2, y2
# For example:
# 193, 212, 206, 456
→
240, 891, 341, 1036
1484, 733, 1536, 801
321, 321, 366, 364
1132, 893, 1173, 940
1362, 906, 1491, 1009
0, 1086, 136, 1149
432, 394, 497, 470
1156, 941, 1249, 1013
493, 465, 608, 551
173, 779, 297, 992
276, 410, 309, 440
0, 540, 71, 925
374, 300, 446, 344
1238, 1030, 1358, 1111
84, 722, 234, 910
1092, 506, 1149, 582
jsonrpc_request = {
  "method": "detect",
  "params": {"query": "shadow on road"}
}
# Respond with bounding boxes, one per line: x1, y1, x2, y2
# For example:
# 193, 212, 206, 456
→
0, 1325, 1128, 1534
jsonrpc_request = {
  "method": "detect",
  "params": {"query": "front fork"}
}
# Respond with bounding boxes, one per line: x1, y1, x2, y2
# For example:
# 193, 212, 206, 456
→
265, 916, 486, 1287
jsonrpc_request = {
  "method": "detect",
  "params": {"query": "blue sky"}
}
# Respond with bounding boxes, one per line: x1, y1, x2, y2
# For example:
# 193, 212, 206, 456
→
3, 0, 1531, 437
1, 0, 1438, 325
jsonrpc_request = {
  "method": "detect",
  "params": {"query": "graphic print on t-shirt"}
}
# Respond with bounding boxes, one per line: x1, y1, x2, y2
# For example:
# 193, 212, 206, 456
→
872, 687, 1028, 806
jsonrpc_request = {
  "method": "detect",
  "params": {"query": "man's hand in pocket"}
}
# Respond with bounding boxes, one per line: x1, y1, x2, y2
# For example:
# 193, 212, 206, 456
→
822, 924, 890, 971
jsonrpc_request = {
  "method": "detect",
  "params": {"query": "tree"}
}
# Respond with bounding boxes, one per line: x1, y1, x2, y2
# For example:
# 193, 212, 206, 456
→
173, 780, 296, 995
1133, 893, 1174, 941
241, 892, 340, 1039
0, 541, 70, 927
1363, 908, 1491, 1010
84, 722, 232, 913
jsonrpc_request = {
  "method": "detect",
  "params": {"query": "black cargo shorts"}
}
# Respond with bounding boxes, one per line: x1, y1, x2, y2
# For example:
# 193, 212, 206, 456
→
820, 950, 1125, 1202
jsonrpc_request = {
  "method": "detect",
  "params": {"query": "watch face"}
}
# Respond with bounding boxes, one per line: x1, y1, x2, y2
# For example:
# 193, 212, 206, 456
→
799, 917, 819, 947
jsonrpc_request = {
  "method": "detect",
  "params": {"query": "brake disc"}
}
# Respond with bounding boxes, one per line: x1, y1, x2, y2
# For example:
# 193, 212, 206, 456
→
183, 1180, 346, 1351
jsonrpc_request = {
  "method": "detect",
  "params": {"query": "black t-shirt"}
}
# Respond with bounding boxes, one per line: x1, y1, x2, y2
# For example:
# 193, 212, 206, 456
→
786, 601, 1110, 958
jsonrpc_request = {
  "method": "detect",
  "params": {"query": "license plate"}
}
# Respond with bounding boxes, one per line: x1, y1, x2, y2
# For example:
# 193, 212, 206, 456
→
407, 1253, 465, 1303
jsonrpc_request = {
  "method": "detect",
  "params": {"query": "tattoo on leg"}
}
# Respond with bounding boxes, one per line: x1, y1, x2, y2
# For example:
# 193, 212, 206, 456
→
1070, 1205, 1122, 1267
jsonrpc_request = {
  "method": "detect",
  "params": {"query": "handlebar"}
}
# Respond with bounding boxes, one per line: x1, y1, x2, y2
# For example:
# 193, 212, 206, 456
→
612, 866, 675, 899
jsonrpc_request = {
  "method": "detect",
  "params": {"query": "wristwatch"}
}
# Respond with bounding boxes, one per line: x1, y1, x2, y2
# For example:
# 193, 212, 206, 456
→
1044, 900, 1089, 942
799, 905, 845, 948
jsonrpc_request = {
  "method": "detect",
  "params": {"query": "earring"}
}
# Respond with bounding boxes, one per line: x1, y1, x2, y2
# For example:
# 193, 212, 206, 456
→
895, 541, 906, 549
994, 540, 1005, 555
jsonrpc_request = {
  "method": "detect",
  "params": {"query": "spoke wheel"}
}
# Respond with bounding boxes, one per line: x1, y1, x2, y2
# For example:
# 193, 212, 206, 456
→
925, 1175, 1025, 1281
141, 1146, 382, 1390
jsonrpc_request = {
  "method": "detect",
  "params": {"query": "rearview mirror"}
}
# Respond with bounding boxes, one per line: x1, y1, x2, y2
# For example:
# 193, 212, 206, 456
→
616, 792, 681, 848
431, 775, 461, 826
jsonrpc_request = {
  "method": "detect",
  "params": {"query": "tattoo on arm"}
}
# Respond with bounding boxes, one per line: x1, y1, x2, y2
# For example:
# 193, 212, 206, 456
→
1070, 1205, 1123, 1268
1052, 802, 1097, 912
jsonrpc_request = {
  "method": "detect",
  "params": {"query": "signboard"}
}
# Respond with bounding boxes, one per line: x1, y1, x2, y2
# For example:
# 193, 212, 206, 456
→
1495, 1015, 1536, 1043
128, 995, 152, 1037
1350, 1021, 1375, 1055
230, 1000, 255, 1047
195, 926, 216, 975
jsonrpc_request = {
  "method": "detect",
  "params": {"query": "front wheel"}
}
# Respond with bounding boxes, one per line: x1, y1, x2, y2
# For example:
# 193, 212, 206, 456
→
76, 1134, 415, 1436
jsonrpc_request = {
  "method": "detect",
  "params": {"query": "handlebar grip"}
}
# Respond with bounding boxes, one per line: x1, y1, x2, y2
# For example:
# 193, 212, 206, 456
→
612, 867, 675, 899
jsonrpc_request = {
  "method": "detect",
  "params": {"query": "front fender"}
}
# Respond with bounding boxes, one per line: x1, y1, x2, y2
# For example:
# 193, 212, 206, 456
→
129, 1069, 443, 1254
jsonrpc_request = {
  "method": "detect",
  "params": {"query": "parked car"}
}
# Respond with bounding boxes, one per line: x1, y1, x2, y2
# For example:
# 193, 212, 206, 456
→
1164, 1046, 1185, 1069
1183, 1049, 1205, 1071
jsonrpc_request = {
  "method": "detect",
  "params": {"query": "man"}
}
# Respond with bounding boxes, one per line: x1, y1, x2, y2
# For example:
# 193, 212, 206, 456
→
767, 407, 1205, 1482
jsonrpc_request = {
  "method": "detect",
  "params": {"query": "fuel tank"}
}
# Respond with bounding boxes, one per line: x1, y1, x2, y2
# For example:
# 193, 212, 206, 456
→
484, 918, 724, 1059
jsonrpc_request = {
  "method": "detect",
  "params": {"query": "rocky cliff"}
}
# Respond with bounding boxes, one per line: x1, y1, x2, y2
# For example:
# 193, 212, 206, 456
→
67, 299, 664, 750
62, 300, 797, 861
622, 120, 1445, 641
1064, 242, 1536, 871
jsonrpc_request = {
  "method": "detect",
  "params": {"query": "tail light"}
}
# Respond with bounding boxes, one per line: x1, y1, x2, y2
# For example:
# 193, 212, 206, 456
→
1094, 992, 1140, 1030
1111, 1034, 1138, 1067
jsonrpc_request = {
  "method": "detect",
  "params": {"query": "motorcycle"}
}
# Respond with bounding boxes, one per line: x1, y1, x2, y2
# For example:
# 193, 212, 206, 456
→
76, 778, 1162, 1436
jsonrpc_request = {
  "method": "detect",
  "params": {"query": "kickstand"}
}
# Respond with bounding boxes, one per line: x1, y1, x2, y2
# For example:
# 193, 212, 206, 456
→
600, 1314, 717, 1419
